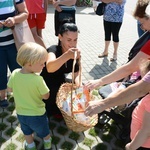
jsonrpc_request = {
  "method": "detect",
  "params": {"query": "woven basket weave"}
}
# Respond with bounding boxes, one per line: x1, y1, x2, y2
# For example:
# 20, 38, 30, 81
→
56, 52, 98, 132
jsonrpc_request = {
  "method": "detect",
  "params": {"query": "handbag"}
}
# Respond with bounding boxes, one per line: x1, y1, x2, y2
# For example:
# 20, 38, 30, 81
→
95, 2, 106, 16
54, 5, 76, 36
12, 0, 35, 50
12, 20, 35, 50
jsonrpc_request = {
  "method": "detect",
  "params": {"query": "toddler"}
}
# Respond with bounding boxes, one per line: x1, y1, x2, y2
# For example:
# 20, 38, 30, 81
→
7, 42, 51, 150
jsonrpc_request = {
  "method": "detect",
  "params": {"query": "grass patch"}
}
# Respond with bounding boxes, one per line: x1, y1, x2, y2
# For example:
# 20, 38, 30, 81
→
51, 135, 60, 145
69, 132, 80, 141
77, 147, 84, 150
4, 143, 17, 150
7, 105, 15, 112
57, 126, 68, 135
8, 96, 14, 103
16, 134, 25, 142
7, 116, 17, 124
0, 112, 9, 118
0, 137, 6, 144
89, 128, 99, 137
83, 137, 94, 147
61, 141, 74, 150
0, 123, 7, 131
5, 127, 17, 137
49, 122, 57, 130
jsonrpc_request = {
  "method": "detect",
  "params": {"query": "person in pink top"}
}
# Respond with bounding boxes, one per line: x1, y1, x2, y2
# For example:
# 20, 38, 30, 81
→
125, 60, 150, 150
25, 0, 48, 48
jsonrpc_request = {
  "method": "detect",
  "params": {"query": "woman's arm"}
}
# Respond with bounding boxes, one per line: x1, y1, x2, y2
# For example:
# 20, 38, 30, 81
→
85, 51, 149, 91
46, 48, 80, 73
125, 111, 150, 150
85, 79, 150, 116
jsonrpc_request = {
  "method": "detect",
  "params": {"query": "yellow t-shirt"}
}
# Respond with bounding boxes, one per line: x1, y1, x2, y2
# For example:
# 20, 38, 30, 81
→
7, 69, 49, 116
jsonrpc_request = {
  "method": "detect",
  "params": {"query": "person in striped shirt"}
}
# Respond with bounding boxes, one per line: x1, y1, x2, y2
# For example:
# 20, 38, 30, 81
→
0, 0, 28, 108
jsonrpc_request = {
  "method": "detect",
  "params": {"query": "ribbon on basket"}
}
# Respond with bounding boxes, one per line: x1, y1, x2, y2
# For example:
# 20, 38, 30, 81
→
56, 51, 98, 132
70, 51, 82, 116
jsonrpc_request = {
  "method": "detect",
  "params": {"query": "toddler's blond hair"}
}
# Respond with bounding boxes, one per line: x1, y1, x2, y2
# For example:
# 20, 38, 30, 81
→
17, 42, 48, 67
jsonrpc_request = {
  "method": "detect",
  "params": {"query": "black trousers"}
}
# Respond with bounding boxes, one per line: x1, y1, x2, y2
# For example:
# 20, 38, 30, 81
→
104, 20, 122, 42
54, 9, 76, 36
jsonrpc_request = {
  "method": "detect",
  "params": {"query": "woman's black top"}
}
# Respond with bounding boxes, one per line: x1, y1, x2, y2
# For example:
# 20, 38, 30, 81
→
40, 45, 79, 115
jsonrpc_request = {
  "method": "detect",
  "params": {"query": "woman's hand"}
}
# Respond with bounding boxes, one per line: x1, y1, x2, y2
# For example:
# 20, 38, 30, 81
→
53, 0, 62, 12
85, 100, 105, 116
66, 48, 81, 59
84, 79, 101, 91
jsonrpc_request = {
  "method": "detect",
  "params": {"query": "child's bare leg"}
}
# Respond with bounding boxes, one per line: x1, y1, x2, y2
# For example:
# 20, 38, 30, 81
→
44, 134, 50, 140
25, 134, 34, 144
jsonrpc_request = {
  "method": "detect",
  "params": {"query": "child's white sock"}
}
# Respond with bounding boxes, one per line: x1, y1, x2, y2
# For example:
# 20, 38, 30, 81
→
26, 142, 35, 148
44, 137, 51, 143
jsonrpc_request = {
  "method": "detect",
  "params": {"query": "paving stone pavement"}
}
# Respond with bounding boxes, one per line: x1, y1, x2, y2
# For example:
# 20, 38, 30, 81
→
0, 3, 139, 150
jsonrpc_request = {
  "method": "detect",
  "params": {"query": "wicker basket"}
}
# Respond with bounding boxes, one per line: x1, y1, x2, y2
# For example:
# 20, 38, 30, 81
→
56, 52, 98, 132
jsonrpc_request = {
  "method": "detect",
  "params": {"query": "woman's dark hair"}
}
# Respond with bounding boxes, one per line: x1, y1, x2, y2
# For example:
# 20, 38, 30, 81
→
58, 18, 79, 36
133, 0, 149, 19
58, 18, 79, 45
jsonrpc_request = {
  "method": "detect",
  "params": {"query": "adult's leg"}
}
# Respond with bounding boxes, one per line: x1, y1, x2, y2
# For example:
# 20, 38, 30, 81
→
31, 27, 46, 48
111, 22, 122, 61
24, 134, 34, 144
7, 43, 20, 72
98, 20, 111, 57
36, 13, 46, 38
37, 28, 42, 38
0, 46, 9, 107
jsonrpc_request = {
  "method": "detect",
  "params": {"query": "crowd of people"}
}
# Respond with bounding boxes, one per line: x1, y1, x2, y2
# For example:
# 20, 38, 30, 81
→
1, 0, 150, 149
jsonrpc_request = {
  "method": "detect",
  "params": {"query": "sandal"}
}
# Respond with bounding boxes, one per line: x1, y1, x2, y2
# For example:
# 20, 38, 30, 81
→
98, 53, 108, 58
110, 55, 117, 61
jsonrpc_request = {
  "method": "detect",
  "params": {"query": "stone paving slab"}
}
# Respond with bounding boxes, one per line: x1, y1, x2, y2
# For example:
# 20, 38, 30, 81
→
0, 3, 138, 150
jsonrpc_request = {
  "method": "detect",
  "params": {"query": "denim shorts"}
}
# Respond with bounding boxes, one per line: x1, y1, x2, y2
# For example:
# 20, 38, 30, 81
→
17, 113, 50, 138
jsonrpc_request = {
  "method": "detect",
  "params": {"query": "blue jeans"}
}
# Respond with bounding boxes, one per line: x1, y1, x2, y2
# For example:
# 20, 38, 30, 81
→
0, 43, 20, 90
17, 113, 50, 138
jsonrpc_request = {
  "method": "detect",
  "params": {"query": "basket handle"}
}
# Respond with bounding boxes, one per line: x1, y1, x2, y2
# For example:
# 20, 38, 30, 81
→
71, 51, 82, 116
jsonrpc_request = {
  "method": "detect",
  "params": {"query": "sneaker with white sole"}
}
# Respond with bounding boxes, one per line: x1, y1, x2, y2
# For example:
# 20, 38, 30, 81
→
44, 138, 52, 150
24, 142, 36, 150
